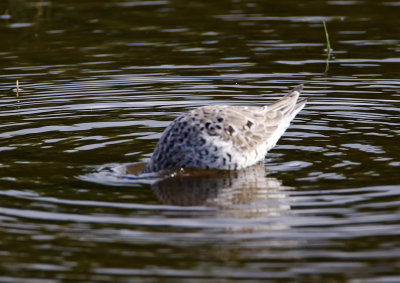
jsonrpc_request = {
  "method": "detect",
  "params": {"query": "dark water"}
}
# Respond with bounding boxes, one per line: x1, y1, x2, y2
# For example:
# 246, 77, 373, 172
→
1, 0, 400, 281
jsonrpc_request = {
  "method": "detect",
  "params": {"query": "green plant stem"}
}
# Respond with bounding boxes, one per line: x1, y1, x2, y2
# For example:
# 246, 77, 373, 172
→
323, 21, 332, 53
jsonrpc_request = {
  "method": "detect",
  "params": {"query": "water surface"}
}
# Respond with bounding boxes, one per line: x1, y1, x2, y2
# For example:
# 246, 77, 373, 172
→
1, 0, 400, 281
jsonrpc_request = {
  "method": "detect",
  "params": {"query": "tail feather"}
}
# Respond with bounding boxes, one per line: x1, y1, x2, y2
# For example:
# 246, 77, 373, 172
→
290, 97, 307, 120
263, 85, 307, 151
267, 84, 304, 115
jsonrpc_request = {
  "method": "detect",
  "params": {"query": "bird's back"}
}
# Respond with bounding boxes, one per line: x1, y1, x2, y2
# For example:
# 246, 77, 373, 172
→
142, 85, 306, 173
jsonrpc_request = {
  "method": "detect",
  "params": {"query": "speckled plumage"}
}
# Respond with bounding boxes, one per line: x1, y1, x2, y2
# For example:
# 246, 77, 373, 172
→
142, 85, 307, 173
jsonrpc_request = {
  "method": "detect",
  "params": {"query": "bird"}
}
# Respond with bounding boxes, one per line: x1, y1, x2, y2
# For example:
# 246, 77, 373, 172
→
141, 85, 307, 173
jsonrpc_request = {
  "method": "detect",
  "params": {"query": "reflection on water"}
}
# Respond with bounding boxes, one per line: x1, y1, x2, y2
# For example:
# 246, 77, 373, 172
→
85, 162, 292, 220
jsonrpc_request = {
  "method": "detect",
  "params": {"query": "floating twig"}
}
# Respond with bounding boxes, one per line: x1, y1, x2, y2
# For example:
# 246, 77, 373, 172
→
323, 21, 333, 73
16, 80, 19, 97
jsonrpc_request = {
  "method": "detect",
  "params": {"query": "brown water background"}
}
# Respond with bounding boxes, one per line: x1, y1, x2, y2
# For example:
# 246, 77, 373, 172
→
1, 0, 400, 282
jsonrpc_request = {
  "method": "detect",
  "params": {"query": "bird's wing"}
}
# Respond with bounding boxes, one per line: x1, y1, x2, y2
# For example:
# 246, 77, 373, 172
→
205, 85, 307, 152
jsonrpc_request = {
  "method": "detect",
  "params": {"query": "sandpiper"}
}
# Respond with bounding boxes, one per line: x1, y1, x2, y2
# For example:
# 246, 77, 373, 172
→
142, 85, 307, 173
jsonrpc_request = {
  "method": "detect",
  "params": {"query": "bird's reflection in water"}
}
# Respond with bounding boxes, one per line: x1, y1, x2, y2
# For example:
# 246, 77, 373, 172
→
124, 162, 293, 219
